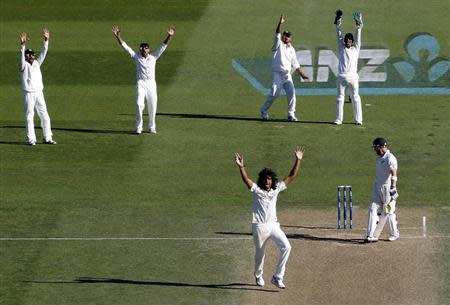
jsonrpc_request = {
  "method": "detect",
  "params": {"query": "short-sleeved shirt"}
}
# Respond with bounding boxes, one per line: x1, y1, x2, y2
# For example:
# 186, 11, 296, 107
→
250, 181, 287, 224
375, 150, 398, 186
271, 33, 300, 74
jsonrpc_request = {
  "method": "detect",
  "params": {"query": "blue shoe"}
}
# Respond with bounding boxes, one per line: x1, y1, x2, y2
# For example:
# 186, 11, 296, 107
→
271, 276, 285, 289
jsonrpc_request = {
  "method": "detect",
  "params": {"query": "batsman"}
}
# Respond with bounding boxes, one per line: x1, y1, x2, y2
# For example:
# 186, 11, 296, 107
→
366, 138, 400, 242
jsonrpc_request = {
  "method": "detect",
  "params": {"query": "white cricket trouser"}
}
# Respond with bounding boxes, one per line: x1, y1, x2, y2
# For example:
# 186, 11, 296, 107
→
23, 91, 53, 142
367, 184, 399, 238
336, 76, 363, 123
135, 79, 157, 133
261, 72, 296, 117
252, 222, 291, 280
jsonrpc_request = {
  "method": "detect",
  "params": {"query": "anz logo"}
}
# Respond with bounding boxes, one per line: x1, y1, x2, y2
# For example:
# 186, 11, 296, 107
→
232, 33, 450, 96
299, 48, 389, 82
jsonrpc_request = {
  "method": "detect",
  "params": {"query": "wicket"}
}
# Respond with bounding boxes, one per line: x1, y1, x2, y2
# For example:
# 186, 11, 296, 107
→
337, 185, 353, 229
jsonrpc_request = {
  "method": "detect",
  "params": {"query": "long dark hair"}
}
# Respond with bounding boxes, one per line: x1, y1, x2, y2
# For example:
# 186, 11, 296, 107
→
257, 168, 278, 190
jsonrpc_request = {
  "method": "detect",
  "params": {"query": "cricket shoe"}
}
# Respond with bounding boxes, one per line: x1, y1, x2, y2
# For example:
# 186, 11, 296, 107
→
255, 275, 265, 287
27, 140, 36, 146
365, 236, 378, 243
135, 130, 142, 135
43, 139, 57, 145
149, 129, 157, 134
355, 122, 363, 126
287, 115, 298, 122
388, 234, 399, 241
333, 120, 342, 125
261, 112, 269, 121
271, 276, 285, 289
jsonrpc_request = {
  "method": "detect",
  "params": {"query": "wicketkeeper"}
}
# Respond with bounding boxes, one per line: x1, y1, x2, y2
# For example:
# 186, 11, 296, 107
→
333, 10, 363, 126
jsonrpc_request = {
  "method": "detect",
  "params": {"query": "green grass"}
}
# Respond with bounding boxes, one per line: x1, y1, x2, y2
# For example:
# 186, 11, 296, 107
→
1, 0, 449, 304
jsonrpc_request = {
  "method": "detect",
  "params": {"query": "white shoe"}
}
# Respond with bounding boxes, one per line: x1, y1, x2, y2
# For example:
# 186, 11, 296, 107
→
366, 236, 378, 242
288, 115, 298, 122
261, 112, 269, 121
43, 139, 57, 145
333, 120, 342, 125
271, 276, 285, 289
356, 121, 363, 126
388, 234, 399, 241
27, 140, 36, 146
149, 129, 157, 134
135, 130, 142, 135
255, 275, 265, 287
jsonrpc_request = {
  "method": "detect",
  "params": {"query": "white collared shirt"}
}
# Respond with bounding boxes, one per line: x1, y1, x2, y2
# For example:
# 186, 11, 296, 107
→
121, 41, 167, 81
20, 41, 48, 92
336, 25, 362, 78
250, 181, 287, 224
271, 33, 300, 74
375, 150, 398, 186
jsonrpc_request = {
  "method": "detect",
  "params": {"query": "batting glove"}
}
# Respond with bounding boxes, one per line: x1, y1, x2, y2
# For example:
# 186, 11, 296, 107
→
353, 12, 363, 26
389, 188, 399, 200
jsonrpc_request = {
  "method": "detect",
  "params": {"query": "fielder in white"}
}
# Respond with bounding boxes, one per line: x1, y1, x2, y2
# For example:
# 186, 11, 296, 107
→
333, 10, 363, 126
260, 15, 309, 122
366, 138, 400, 242
235, 145, 305, 289
112, 25, 175, 134
19, 29, 56, 145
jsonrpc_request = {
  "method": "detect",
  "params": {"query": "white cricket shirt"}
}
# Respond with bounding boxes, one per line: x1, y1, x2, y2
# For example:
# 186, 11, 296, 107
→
121, 42, 167, 81
250, 181, 287, 224
375, 150, 398, 186
20, 42, 48, 92
336, 25, 362, 78
271, 33, 300, 74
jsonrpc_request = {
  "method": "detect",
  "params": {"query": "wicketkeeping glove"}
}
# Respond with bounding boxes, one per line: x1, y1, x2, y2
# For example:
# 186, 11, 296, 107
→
353, 12, 362, 26
334, 9, 343, 25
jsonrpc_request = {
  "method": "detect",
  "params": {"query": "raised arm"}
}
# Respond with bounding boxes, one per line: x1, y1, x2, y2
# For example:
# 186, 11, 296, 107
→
353, 12, 363, 50
334, 10, 344, 47
19, 32, 27, 71
276, 14, 285, 34
112, 25, 124, 45
36, 28, 49, 65
235, 153, 254, 189
163, 26, 175, 45
112, 25, 135, 57
283, 145, 305, 186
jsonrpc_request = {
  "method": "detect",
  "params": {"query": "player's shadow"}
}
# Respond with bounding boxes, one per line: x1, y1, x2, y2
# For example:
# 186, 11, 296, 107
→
0, 140, 31, 145
282, 224, 336, 230
216, 231, 365, 245
286, 233, 366, 244
155, 112, 333, 125
0, 125, 134, 135
23, 277, 278, 293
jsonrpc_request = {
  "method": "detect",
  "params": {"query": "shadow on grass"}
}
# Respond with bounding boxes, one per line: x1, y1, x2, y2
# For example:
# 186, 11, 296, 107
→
282, 224, 337, 230
0, 140, 30, 146
24, 277, 278, 293
157, 112, 334, 125
0, 125, 134, 135
216, 231, 366, 245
